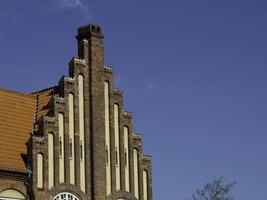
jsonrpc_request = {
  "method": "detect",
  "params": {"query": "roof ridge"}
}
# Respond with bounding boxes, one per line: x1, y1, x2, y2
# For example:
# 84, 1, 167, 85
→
0, 87, 35, 99
31, 86, 58, 95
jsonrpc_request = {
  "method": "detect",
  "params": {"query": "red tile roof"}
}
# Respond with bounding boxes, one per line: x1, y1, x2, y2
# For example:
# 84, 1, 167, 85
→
32, 86, 58, 122
0, 87, 57, 172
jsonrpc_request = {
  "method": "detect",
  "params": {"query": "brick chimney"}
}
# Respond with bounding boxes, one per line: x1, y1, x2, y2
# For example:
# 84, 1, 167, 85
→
76, 24, 104, 66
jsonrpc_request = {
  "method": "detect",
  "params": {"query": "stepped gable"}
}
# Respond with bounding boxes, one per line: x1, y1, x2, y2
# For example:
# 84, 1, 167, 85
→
0, 23, 153, 200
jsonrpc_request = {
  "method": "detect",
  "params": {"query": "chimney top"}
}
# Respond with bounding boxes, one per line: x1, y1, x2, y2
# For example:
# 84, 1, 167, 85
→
76, 24, 104, 40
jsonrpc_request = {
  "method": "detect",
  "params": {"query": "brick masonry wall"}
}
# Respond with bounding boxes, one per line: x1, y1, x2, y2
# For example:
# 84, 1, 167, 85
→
0, 24, 152, 200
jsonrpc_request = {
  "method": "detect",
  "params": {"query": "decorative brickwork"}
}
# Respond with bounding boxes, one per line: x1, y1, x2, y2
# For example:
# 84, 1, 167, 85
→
0, 24, 152, 200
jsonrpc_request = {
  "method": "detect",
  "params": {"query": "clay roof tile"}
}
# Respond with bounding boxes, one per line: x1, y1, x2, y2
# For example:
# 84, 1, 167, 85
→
0, 86, 57, 172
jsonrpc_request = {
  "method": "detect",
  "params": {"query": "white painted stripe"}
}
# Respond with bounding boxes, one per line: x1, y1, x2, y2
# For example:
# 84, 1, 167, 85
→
143, 170, 148, 200
124, 126, 130, 192
48, 133, 54, 188
104, 81, 112, 195
69, 93, 75, 185
37, 153, 43, 189
59, 113, 65, 183
114, 104, 121, 190
78, 75, 86, 192
134, 149, 139, 199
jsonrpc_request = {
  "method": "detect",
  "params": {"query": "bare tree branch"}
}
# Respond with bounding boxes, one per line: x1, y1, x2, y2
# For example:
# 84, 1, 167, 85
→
188, 177, 236, 200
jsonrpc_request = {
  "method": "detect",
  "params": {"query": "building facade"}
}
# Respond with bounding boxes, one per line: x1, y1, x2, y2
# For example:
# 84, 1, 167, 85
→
0, 24, 152, 200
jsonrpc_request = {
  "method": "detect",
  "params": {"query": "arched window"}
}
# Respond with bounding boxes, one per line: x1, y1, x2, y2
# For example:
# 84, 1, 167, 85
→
91, 25, 96, 33
0, 189, 25, 200
96, 27, 101, 34
53, 192, 79, 200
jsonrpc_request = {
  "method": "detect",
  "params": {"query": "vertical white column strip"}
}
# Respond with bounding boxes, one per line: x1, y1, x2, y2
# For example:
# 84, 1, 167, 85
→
143, 170, 148, 200
69, 93, 75, 185
114, 104, 121, 190
37, 154, 43, 189
134, 149, 139, 199
104, 81, 112, 195
124, 126, 130, 192
48, 133, 54, 188
78, 75, 86, 192
59, 113, 65, 183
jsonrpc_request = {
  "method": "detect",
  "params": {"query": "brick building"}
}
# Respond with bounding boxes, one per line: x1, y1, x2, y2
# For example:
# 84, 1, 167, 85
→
0, 24, 152, 200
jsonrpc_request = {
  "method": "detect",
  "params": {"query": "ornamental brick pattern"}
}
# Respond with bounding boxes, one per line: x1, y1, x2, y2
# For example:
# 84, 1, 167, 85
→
0, 24, 152, 200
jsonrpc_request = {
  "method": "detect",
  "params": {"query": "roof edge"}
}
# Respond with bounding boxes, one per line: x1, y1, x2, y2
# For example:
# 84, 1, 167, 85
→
31, 85, 58, 95
0, 87, 35, 99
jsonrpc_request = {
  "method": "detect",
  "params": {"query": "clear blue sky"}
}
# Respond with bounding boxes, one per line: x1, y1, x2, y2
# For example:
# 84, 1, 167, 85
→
0, 1, 267, 199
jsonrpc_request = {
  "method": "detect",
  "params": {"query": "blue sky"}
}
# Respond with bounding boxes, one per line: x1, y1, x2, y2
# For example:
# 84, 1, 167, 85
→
0, 0, 267, 199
